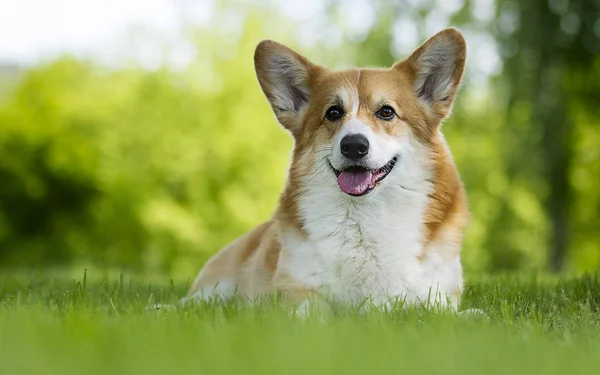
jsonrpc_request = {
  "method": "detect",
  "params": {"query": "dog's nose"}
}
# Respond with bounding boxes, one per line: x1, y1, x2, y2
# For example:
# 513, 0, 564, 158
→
340, 134, 369, 160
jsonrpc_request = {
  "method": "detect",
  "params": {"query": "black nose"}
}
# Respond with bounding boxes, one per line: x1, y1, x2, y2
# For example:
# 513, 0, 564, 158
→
340, 134, 369, 160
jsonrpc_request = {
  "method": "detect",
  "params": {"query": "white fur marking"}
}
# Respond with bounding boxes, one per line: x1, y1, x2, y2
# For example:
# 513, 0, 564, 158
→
336, 87, 359, 117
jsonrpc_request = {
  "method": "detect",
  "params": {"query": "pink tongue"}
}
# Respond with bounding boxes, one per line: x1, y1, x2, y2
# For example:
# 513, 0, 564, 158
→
337, 170, 374, 195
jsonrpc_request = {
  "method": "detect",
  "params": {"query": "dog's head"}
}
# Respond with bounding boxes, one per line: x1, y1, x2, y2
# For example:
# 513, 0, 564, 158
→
255, 29, 466, 198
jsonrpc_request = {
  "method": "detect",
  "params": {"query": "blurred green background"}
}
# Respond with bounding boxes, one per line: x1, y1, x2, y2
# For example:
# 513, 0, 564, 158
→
0, 0, 599, 277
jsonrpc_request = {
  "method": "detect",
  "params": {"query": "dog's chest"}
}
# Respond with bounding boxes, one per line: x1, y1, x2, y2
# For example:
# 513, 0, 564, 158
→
320, 218, 422, 301
284, 187, 432, 303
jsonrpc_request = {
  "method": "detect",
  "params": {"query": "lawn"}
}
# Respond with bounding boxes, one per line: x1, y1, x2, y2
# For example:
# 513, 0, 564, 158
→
1, 271, 599, 375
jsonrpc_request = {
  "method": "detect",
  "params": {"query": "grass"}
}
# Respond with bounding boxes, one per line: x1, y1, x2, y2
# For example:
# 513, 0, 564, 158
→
1, 271, 600, 375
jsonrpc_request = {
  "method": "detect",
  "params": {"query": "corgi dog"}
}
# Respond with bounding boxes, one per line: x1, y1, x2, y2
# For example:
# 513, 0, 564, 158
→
187, 28, 469, 312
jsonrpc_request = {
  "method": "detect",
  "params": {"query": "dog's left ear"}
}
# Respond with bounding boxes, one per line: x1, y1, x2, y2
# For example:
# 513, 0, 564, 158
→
396, 28, 466, 120
255, 40, 322, 136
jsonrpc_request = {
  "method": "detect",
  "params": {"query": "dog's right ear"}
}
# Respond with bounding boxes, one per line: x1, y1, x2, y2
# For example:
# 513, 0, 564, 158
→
254, 40, 321, 135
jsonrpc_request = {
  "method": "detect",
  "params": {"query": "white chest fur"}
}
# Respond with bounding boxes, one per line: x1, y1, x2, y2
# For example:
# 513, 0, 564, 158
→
281, 156, 462, 309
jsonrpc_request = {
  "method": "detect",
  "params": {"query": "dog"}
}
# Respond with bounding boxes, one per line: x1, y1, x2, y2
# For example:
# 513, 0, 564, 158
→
186, 28, 469, 313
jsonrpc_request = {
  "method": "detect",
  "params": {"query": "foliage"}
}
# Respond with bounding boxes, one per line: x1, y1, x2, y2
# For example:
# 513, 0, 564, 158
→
0, 11, 296, 274
483, 0, 600, 271
0, 1, 599, 274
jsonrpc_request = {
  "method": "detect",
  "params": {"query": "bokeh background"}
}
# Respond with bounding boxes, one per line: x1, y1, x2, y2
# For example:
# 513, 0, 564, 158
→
0, 0, 599, 278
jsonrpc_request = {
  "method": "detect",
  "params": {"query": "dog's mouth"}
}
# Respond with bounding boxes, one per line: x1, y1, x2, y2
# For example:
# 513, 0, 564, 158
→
331, 157, 398, 196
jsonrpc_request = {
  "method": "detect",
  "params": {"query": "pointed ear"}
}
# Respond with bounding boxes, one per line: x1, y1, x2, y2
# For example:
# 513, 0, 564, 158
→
397, 28, 466, 120
254, 40, 321, 135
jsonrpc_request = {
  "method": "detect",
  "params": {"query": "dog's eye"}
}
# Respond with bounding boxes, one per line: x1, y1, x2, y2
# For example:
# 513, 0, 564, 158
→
325, 106, 345, 121
376, 105, 396, 120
